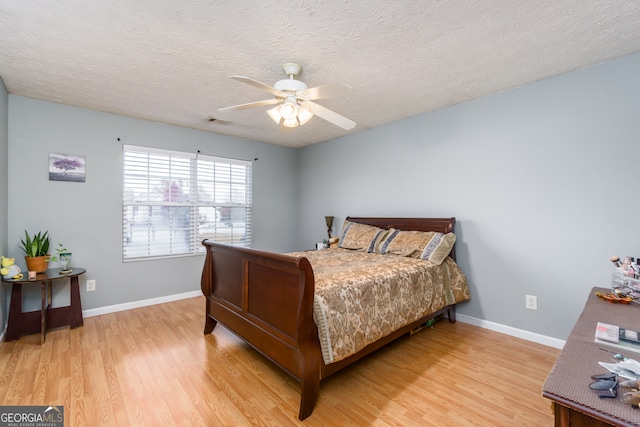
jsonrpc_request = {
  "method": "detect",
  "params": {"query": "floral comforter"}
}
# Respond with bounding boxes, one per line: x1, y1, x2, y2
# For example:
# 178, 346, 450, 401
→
288, 248, 470, 364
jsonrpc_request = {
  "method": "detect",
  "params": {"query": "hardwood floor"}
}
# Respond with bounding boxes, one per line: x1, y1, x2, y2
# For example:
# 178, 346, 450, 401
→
0, 296, 560, 426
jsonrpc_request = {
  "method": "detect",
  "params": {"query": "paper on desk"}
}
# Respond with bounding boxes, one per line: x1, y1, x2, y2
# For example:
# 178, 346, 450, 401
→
599, 359, 640, 379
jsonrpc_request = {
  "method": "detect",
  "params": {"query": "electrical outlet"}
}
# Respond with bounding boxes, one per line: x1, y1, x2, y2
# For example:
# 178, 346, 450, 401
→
86, 279, 96, 292
526, 294, 537, 310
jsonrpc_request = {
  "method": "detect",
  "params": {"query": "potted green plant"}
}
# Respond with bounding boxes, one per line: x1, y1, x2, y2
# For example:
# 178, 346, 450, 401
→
53, 243, 72, 273
19, 230, 51, 273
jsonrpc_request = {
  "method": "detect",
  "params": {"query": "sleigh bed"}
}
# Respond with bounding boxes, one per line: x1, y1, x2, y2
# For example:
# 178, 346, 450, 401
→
200, 217, 470, 420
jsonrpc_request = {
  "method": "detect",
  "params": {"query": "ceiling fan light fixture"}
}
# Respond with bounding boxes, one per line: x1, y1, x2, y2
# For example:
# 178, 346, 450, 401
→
222, 62, 356, 131
282, 117, 299, 128
280, 98, 298, 120
267, 106, 282, 124
298, 106, 314, 125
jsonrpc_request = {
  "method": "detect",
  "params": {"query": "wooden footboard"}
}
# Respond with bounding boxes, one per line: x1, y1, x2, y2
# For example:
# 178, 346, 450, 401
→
200, 241, 321, 420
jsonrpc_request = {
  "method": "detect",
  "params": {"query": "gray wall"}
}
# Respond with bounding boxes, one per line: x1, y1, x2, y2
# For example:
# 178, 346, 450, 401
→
7, 97, 299, 311
298, 52, 640, 341
5, 52, 640, 342
0, 78, 7, 332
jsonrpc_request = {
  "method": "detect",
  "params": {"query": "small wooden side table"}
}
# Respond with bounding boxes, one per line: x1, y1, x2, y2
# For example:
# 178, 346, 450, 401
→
2, 268, 86, 344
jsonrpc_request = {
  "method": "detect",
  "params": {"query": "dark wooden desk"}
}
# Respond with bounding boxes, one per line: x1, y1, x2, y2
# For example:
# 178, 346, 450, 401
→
2, 268, 85, 343
543, 287, 640, 426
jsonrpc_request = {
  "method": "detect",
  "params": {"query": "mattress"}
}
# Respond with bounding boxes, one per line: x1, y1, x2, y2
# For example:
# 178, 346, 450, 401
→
288, 248, 470, 364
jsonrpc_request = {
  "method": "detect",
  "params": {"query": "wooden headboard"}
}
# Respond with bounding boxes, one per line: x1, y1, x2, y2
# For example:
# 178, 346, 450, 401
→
345, 217, 457, 261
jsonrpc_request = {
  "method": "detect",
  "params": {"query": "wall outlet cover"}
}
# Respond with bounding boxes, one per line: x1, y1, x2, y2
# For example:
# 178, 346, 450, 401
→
526, 295, 537, 310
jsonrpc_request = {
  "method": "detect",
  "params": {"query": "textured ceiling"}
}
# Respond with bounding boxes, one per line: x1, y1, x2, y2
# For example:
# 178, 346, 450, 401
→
1, 1, 640, 148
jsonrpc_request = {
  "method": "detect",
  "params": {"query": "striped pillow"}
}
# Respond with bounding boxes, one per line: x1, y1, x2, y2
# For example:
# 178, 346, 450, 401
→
338, 221, 390, 252
419, 232, 456, 265
380, 230, 455, 265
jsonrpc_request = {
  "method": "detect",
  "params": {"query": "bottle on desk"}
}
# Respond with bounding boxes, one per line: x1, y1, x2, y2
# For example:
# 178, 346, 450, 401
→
622, 257, 635, 277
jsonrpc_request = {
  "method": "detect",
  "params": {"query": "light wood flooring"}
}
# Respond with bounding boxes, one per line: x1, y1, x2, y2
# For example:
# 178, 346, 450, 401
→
0, 296, 560, 426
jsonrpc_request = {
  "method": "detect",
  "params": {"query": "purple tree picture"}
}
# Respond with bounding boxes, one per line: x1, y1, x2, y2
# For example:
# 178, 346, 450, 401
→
49, 153, 86, 182
53, 158, 82, 174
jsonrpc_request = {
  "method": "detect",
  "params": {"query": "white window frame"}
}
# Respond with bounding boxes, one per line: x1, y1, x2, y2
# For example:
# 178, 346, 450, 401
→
122, 145, 252, 261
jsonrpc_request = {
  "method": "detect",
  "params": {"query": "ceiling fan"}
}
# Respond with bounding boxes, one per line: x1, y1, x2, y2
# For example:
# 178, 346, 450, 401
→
218, 63, 356, 130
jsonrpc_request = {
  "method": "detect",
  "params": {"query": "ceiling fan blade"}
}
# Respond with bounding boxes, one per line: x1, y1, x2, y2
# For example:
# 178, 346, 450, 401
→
231, 76, 282, 96
218, 98, 282, 112
298, 83, 352, 100
307, 101, 356, 130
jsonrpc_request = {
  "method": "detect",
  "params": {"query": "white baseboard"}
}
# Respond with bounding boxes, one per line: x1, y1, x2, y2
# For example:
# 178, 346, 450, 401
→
457, 313, 565, 349
82, 290, 202, 318
2, 291, 564, 350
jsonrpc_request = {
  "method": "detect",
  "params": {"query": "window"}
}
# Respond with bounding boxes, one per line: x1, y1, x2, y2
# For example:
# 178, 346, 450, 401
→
122, 145, 252, 260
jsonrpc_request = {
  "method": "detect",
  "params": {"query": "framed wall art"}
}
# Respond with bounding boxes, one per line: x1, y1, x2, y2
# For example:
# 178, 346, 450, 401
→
49, 153, 86, 182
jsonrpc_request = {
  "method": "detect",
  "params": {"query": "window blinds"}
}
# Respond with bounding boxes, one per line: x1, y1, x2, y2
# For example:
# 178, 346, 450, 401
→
122, 145, 252, 261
